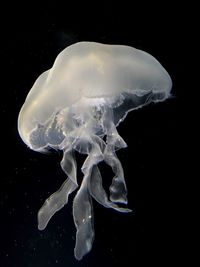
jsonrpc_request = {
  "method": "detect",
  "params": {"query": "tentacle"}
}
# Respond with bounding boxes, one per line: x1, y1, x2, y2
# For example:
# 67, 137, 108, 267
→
100, 107, 129, 204
106, 122, 127, 150
89, 165, 131, 212
104, 144, 128, 204
73, 170, 94, 260
60, 148, 77, 186
38, 146, 77, 230
73, 142, 104, 260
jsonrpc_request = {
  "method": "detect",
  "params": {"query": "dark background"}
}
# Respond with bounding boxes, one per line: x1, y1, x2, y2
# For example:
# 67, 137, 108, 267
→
0, 2, 189, 267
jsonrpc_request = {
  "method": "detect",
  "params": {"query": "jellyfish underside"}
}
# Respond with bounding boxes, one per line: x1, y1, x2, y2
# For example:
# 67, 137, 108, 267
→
29, 89, 165, 260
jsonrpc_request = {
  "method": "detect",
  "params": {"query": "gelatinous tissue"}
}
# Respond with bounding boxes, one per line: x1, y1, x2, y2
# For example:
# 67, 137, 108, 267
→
18, 42, 172, 260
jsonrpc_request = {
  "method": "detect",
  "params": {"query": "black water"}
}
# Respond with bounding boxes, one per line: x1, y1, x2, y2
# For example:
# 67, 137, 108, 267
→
0, 2, 189, 267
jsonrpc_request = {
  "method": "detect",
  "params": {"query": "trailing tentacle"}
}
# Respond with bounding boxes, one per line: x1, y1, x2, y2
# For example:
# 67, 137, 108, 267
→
38, 145, 77, 230
73, 140, 104, 260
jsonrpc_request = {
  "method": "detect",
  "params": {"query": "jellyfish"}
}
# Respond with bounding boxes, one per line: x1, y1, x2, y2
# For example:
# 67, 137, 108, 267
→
18, 41, 172, 260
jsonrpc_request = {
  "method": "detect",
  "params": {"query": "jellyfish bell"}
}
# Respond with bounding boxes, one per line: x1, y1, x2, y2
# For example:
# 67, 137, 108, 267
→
18, 41, 172, 260
18, 42, 171, 150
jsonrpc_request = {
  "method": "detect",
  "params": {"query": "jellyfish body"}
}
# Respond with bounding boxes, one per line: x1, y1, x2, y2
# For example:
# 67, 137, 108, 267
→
18, 42, 172, 260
